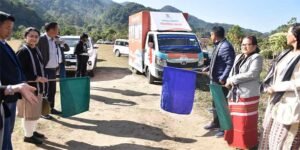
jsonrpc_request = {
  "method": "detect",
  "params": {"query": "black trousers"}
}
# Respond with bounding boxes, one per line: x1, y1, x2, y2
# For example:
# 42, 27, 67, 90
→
76, 55, 89, 77
45, 68, 57, 109
212, 85, 229, 128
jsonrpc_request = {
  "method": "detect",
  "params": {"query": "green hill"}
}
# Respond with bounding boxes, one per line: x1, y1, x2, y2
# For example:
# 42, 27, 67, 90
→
5, 0, 263, 39
0, 0, 44, 29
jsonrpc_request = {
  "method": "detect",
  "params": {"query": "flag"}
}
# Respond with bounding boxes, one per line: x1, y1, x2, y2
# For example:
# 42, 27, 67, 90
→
209, 84, 232, 130
60, 77, 90, 117
161, 67, 196, 114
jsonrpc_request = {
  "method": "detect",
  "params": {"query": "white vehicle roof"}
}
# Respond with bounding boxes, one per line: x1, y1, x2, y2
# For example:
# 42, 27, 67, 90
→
60, 35, 80, 39
115, 39, 128, 42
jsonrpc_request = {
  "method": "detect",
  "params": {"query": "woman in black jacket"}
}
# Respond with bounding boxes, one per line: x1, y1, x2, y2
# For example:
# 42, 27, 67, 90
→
16, 27, 48, 145
74, 33, 89, 77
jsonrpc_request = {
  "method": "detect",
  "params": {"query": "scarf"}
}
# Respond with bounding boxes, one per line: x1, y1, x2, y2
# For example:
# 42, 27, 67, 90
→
262, 49, 300, 104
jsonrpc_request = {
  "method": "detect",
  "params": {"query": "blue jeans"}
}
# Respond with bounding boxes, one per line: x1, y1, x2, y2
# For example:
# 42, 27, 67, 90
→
59, 63, 66, 78
2, 102, 16, 150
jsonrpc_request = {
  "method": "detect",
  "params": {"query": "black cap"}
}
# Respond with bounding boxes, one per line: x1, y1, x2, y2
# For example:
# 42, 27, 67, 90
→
0, 11, 15, 23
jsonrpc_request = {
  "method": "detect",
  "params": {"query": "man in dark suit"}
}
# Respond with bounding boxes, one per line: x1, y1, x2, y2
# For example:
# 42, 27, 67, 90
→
0, 83, 38, 148
203, 26, 235, 137
37, 22, 62, 119
0, 11, 38, 149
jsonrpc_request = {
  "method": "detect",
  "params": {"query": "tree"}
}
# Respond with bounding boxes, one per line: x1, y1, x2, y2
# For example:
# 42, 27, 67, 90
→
13, 25, 26, 39
60, 25, 77, 35
268, 32, 289, 58
227, 25, 244, 52
287, 17, 297, 25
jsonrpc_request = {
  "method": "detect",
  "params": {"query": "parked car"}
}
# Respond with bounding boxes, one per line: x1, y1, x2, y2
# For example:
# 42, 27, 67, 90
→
113, 39, 129, 57
103, 40, 114, 44
96, 39, 104, 44
60, 35, 98, 76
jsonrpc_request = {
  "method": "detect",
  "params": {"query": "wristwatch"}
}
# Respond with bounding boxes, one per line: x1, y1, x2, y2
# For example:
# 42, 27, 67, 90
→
6, 85, 15, 95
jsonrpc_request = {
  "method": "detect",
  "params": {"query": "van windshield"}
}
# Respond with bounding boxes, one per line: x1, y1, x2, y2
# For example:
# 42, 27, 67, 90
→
157, 34, 201, 53
61, 38, 91, 48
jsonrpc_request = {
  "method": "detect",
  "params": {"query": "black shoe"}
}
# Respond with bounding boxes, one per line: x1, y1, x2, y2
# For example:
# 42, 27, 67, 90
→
51, 109, 62, 114
33, 131, 45, 139
24, 136, 43, 145
41, 114, 53, 120
203, 122, 219, 130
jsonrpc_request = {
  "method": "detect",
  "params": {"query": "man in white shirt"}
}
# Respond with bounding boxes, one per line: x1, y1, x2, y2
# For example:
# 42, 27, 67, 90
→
38, 22, 62, 119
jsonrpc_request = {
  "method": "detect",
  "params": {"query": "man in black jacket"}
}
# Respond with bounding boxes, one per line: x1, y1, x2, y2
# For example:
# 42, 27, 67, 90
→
74, 33, 89, 77
0, 11, 38, 149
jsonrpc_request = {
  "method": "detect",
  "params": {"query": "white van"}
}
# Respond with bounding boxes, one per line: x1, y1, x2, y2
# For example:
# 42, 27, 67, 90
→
60, 35, 98, 76
113, 39, 129, 57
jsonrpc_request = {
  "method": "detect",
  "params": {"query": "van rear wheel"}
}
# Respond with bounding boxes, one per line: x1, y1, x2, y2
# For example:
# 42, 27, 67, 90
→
115, 50, 121, 57
146, 68, 155, 84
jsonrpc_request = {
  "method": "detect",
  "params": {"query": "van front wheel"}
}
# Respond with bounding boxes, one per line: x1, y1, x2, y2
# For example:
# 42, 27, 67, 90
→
114, 50, 121, 57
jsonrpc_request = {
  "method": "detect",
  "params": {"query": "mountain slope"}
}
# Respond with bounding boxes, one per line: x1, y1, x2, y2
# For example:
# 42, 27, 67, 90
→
20, 0, 115, 26
160, 5, 263, 37
6, 0, 263, 39
0, 0, 44, 29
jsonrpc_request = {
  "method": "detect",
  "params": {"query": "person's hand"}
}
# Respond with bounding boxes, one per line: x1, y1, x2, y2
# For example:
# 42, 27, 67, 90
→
266, 87, 274, 95
36, 76, 48, 83
201, 71, 209, 76
219, 80, 225, 85
12, 83, 38, 104
225, 81, 232, 89
202, 67, 209, 72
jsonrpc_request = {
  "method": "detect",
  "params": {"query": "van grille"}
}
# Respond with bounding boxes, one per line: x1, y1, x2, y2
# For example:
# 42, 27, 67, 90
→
167, 62, 198, 68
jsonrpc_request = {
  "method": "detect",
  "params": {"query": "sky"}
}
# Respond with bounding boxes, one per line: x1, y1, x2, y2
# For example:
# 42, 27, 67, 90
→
113, 0, 300, 33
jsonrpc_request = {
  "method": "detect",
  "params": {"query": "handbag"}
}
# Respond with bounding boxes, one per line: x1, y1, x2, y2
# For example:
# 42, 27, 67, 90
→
272, 84, 300, 125
41, 98, 50, 116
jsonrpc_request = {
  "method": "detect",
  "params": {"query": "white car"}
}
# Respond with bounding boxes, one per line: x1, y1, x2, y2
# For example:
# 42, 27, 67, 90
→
60, 35, 97, 76
113, 39, 129, 57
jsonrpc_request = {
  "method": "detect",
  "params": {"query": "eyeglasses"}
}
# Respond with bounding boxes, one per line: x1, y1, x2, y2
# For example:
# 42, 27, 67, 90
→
241, 44, 253, 46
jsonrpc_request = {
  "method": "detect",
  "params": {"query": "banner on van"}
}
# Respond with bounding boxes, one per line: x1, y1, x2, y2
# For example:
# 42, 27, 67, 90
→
150, 12, 192, 32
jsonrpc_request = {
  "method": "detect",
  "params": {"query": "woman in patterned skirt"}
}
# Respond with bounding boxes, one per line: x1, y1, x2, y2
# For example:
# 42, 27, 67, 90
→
224, 36, 263, 149
259, 23, 300, 150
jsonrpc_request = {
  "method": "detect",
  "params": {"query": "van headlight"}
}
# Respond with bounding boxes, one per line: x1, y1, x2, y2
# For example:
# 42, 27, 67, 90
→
156, 57, 167, 66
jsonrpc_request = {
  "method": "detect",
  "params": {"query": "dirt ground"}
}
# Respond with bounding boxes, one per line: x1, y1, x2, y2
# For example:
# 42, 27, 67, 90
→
11, 43, 230, 150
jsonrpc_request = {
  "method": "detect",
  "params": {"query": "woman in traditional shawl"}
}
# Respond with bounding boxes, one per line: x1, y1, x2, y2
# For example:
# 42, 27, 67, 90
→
259, 23, 300, 150
16, 27, 48, 145
224, 36, 263, 149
